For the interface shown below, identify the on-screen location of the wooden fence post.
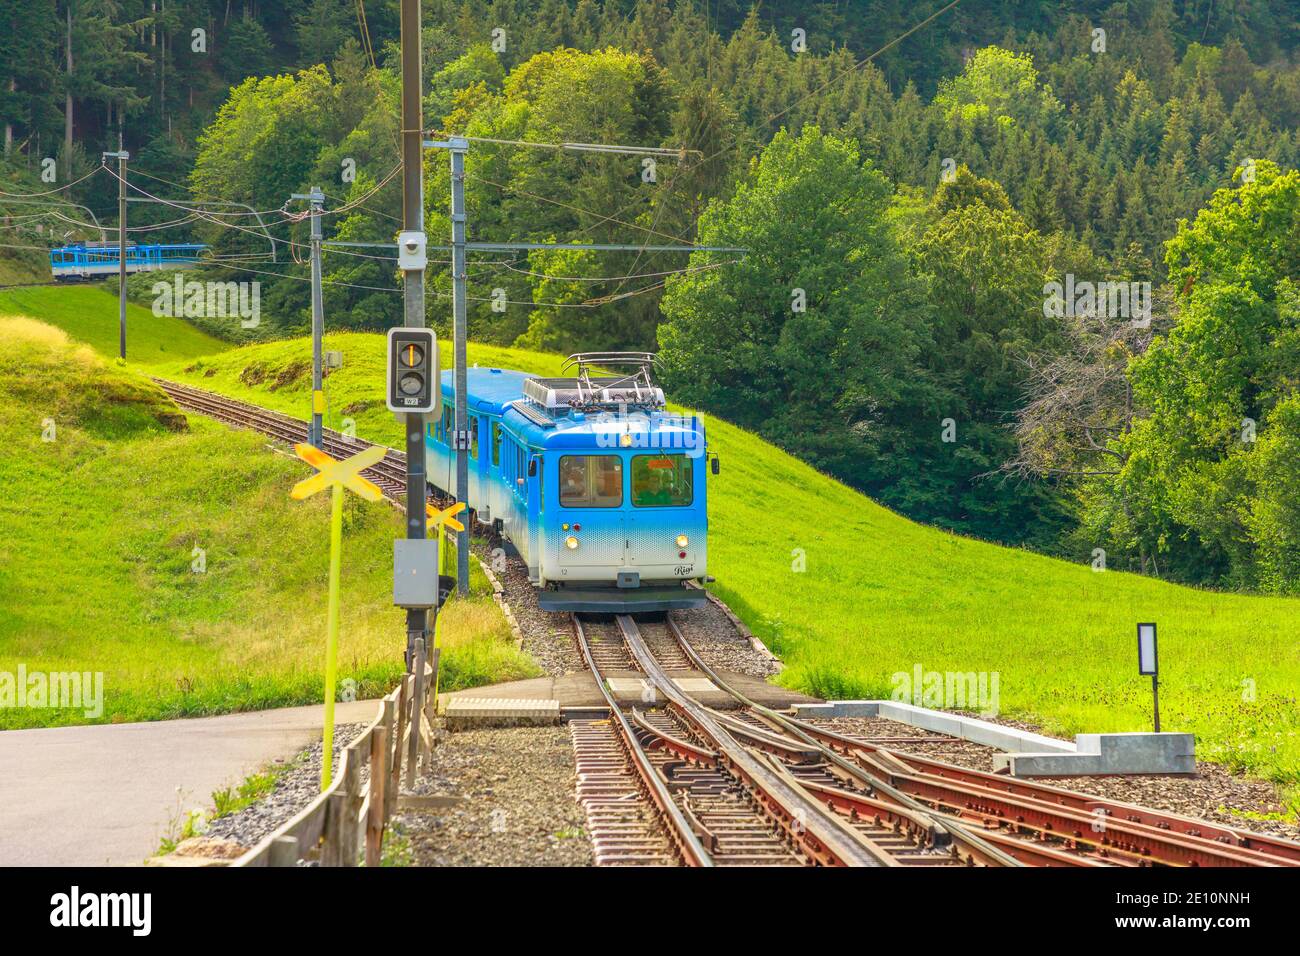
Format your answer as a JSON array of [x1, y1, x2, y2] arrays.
[[325, 791, 350, 866], [339, 741, 364, 866], [406, 638, 427, 790], [388, 675, 409, 818], [269, 835, 299, 867], [424, 647, 441, 768], [367, 723, 388, 867]]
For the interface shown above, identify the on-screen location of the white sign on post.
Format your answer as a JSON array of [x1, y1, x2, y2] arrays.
[[1137, 623, 1158, 675]]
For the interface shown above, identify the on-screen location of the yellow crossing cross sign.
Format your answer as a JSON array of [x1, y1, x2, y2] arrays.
[[290, 443, 386, 501], [426, 500, 466, 534], [287, 440, 388, 790]]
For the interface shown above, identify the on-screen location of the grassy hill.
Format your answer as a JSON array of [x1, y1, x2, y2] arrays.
[[156, 332, 1300, 805], [0, 284, 229, 365], [0, 316, 536, 729]]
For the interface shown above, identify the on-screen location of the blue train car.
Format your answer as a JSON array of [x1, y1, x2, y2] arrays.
[[49, 242, 207, 280], [425, 354, 712, 612]]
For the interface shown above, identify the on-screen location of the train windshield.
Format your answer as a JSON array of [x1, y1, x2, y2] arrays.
[[631, 455, 693, 507], [559, 455, 623, 508]]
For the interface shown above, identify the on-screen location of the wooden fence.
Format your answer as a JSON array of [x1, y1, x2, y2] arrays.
[[232, 638, 439, 867]]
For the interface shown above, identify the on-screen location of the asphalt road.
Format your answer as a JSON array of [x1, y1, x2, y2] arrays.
[[0, 700, 379, 866]]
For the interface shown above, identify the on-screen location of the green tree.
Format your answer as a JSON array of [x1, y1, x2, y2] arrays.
[[658, 126, 933, 490], [220, 14, 274, 83]]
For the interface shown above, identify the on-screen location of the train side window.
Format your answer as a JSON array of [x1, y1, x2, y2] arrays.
[[491, 422, 502, 467], [631, 454, 694, 507], [559, 455, 623, 508], [469, 416, 479, 459]]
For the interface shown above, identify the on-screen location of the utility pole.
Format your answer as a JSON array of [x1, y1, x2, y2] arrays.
[[399, 0, 430, 666], [291, 187, 327, 447], [449, 138, 470, 597], [103, 142, 129, 360]]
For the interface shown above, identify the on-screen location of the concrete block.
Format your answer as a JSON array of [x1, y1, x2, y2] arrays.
[[790, 701, 880, 719], [790, 703, 839, 719], [995, 733, 1195, 776], [993, 751, 1102, 775], [443, 697, 560, 729], [1079, 732, 1196, 774], [876, 702, 1074, 754]]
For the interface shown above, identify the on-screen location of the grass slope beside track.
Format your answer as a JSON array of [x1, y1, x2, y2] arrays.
[[0, 284, 229, 364], [0, 317, 537, 729], [156, 333, 1300, 807]]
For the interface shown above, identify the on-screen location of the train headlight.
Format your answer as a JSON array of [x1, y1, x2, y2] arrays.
[[565, 535, 579, 550], [675, 534, 689, 548]]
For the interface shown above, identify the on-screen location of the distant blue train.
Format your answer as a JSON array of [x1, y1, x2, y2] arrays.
[[426, 354, 715, 612], [49, 242, 207, 280]]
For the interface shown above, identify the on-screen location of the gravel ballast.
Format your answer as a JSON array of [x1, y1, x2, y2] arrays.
[[398, 722, 593, 867], [202, 722, 369, 853]]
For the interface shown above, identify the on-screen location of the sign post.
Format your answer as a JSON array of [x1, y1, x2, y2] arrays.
[[1137, 622, 1159, 733], [289, 442, 387, 789], [426, 501, 466, 705]]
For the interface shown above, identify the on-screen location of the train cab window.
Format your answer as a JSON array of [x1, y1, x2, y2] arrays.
[[469, 415, 479, 459], [559, 455, 623, 508], [631, 455, 694, 507], [491, 422, 502, 467]]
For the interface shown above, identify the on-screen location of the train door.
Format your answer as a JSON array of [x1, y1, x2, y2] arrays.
[[555, 454, 625, 569], [625, 452, 698, 572]]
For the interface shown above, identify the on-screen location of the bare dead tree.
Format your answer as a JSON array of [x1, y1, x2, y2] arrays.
[[1002, 285, 1175, 574], [1006, 285, 1173, 481]]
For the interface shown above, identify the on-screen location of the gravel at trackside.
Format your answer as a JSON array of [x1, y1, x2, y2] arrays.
[[671, 599, 781, 679], [473, 540, 781, 681], [397, 722, 593, 867], [808, 715, 1300, 842], [202, 723, 369, 853], [477, 541, 586, 676]]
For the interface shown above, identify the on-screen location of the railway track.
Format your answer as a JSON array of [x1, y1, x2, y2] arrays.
[[572, 613, 1017, 867], [154, 378, 416, 503], [156, 378, 1300, 869], [658, 614, 1300, 869]]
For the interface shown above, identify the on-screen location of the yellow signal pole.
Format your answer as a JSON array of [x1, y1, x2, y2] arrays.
[[322, 482, 343, 788], [426, 501, 466, 709]]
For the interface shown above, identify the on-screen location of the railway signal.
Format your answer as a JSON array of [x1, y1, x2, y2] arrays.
[[385, 327, 439, 414], [289, 442, 387, 789]]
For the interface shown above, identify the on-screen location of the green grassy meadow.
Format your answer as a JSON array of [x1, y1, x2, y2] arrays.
[[0, 314, 536, 728], [156, 330, 1300, 802], [0, 284, 229, 365]]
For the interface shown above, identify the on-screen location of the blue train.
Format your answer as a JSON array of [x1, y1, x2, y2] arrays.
[[426, 354, 714, 612], [49, 242, 207, 280]]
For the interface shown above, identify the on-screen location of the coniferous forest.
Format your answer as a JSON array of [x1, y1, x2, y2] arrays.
[[3, 0, 1299, 591]]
